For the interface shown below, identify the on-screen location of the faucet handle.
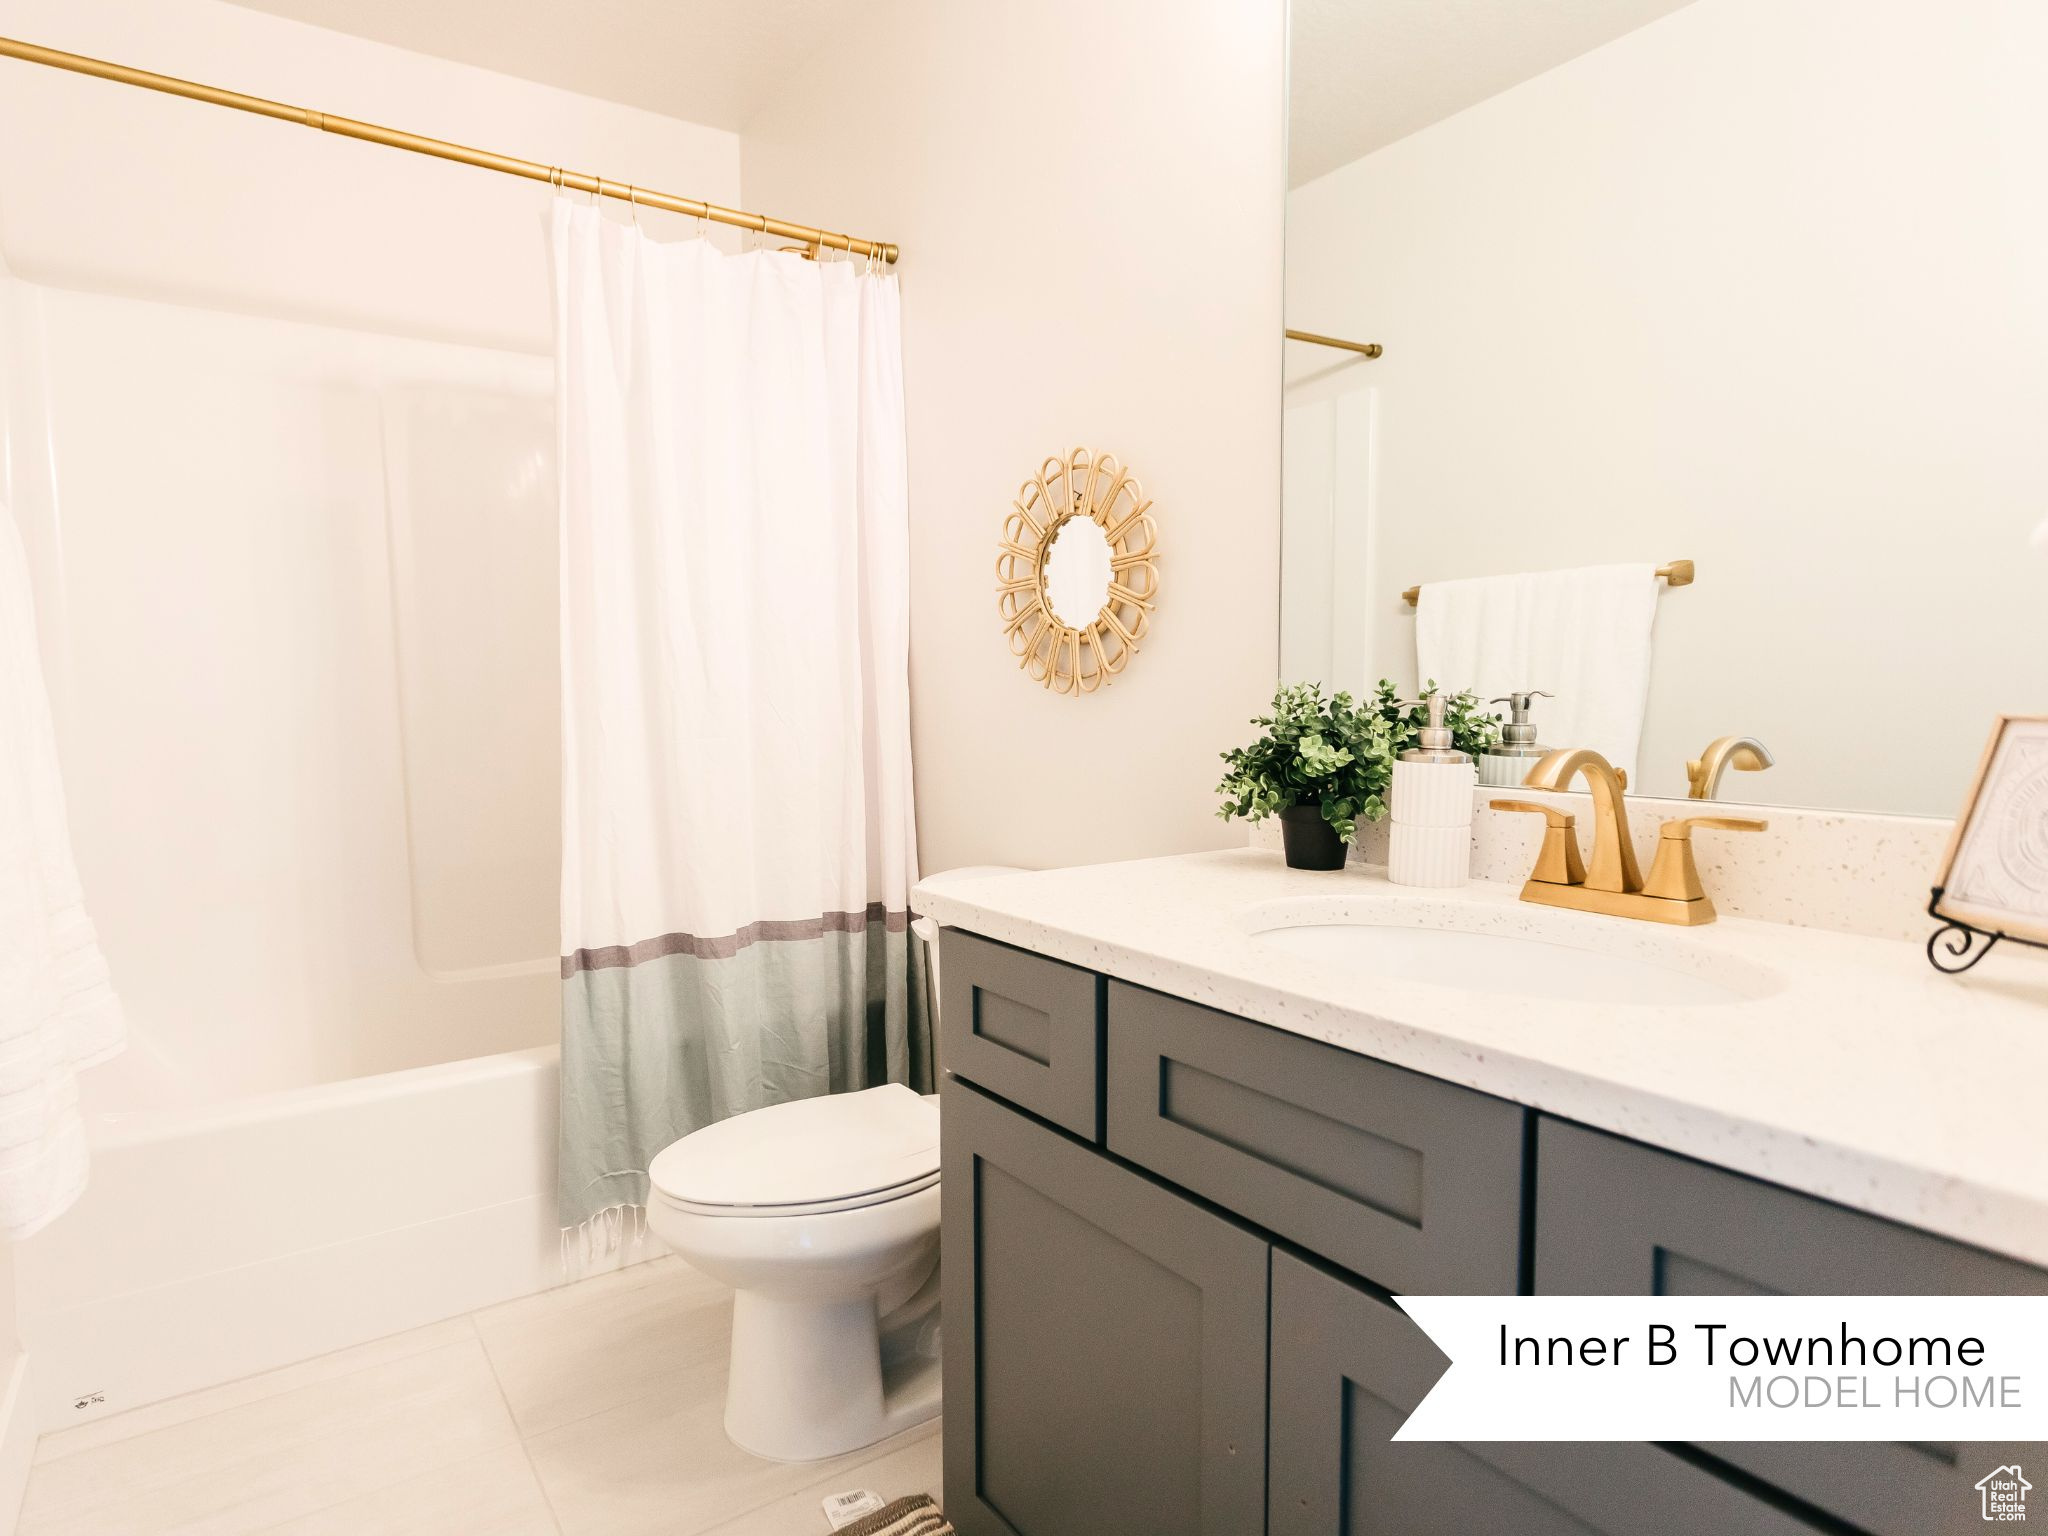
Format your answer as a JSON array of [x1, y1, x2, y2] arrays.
[[1489, 799, 1587, 887], [1643, 815, 1768, 901], [1667, 815, 1768, 836], [1488, 798, 1569, 825]]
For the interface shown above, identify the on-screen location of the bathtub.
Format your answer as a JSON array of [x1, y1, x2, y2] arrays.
[[13, 1042, 643, 1436]]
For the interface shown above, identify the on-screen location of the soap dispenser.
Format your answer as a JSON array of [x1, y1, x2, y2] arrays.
[[1479, 690, 1553, 788], [1388, 692, 1477, 888]]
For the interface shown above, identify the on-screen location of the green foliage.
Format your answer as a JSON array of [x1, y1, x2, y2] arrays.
[[1216, 680, 1505, 844], [1215, 682, 1394, 844]]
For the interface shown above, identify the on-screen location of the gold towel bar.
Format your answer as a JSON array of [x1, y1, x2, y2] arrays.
[[1285, 328, 1383, 358], [1402, 559, 1694, 607]]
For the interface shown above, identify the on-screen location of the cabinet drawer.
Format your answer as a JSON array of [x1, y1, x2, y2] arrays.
[[1536, 1117, 2048, 1536], [1105, 982, 1524, 1295], [943, 1078, 1268, 1536], [1270, 1249, 1830, 1536], [940, 930, 1103, 1139]]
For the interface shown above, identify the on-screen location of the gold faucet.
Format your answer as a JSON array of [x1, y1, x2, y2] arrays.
[[1491, 747, 1766, 925], [1686, 734, 1774, 800]]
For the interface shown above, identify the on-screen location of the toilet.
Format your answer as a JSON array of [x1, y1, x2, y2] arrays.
[[646, 865, 1019, 1462], [646, 1085, 943, 1461]]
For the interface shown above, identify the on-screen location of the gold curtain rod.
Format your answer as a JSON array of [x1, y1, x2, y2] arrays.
[[1402, 558, 1695, 607], [0, 34, 900, 264], [1286, 328, 1383, 358]]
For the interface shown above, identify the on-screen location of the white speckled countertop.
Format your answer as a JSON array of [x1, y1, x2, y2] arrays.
[[912, 849, 2048, 1268]]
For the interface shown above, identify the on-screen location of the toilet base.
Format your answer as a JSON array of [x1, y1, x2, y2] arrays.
[[722, 1260, 942, 1463]]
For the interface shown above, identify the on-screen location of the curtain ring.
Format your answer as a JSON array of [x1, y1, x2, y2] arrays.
[[627, 184, 641, 230]]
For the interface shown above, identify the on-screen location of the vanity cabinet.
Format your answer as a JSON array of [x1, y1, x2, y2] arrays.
[[1268, 1251, 1832, 1535], [941, 1076, 1268, 1536], [1537, 1118, 2048, 1536], [1105, 982, 1524, 1295], [937, 927, 2048, 1536], [940, 929, 1105, 1139]]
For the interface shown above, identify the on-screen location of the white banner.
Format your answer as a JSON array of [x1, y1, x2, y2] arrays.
[[1394, 1296, 2048, 1442]]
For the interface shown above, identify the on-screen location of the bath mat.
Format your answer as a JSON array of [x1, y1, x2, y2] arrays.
[[832, 1493, 954, 1535]]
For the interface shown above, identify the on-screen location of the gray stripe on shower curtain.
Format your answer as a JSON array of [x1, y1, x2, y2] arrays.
[[558, 912, 932, 1235], [561, 903, 910, 976]]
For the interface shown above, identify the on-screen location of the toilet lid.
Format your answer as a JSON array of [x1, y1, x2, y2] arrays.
[[648, 1084, 940, 1211]]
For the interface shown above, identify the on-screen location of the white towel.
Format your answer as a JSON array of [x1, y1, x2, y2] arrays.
[[1415, 562, 1660, 783], [1, 506, 124, 1240]]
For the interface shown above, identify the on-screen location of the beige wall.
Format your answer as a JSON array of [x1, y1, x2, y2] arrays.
[[1285, 0, 2048, 817], [743, 0, 1286, 873]]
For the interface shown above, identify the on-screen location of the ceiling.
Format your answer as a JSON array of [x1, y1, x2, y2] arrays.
[[223, 0, 1696, 179], [1290, 0, 1698, 186], [220, 0, 865, 130]]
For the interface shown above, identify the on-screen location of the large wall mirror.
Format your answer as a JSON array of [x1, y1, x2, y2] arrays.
[[1282, 0, 2047, 817]]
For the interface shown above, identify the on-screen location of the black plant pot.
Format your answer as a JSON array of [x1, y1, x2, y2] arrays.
[[1278, 805, 1348, 871]]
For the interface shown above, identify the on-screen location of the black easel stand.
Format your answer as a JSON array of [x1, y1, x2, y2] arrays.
[[1925, 887, 2048, 974]]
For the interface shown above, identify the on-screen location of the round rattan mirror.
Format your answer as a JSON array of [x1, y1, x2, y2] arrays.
[[996, 448, 1160, 694]]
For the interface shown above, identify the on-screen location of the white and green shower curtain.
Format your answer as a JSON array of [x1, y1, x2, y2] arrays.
[[549, 201, 927, 1251]]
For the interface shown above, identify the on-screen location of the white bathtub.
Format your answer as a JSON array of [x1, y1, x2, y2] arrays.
[[13, 1042, 640, 1436]]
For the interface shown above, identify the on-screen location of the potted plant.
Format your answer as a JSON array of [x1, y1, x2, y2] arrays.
[[1217, 681, 1504, 870], [1215, 683, 1394, 869]]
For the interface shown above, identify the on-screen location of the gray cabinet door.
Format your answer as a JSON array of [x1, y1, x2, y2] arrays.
[[1269, 1249, 1831, 1536], [1536, 1117, 2048, 1536], [942, 1077, 1268, 1536], [940, 930, 1104, 1139], [1107, 981, 1526, 1294]]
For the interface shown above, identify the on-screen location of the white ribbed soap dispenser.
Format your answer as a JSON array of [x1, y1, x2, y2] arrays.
[[1388, 692, 1476, 888]]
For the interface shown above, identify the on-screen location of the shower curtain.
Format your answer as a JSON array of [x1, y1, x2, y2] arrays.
[[549, 201, 926, 1249]]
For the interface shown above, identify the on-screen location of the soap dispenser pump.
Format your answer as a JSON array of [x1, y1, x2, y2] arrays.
[[1479, 690, 1554, 788], [1388, 692, 1477, 888]]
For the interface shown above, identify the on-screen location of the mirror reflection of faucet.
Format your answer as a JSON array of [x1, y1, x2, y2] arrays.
[[1687, 734, 1775, 800]]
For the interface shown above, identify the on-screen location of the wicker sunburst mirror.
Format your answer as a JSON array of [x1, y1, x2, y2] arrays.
[[997, 448, 1160, 694]]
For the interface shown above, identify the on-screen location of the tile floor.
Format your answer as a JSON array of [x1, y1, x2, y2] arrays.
[[18, 1257, 942, 1536]]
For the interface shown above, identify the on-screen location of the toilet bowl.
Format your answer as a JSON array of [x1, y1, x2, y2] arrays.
[[647, 1084, 943, 1461], [645, 865, 1021, 1462]]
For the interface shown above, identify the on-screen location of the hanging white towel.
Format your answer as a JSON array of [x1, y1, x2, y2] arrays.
[[1415, 562, 1660, 782], [0, 506, 124, 1239]]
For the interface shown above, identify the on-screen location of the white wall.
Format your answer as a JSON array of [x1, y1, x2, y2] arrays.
[[9, 284, 564, 1100], [1285, 0, 2048, 816], [0, 0, 744, 1097], [0, 0, 741, 351], [743, 0, 1286, 873]]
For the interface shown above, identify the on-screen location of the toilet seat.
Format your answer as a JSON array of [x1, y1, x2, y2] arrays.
[[654, 1167, 939, 1219], [649, 1083, 939, 1219]]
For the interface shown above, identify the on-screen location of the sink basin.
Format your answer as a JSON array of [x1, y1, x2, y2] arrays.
[[1246, 901, 1773, 1008]]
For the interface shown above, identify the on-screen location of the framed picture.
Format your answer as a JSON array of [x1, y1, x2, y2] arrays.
[[1932, 714, 2048, 948]]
